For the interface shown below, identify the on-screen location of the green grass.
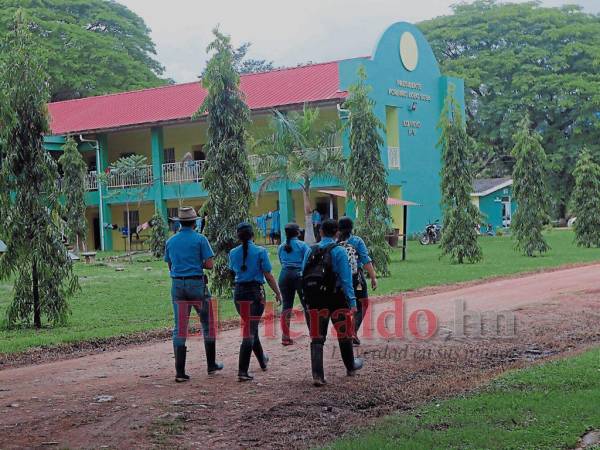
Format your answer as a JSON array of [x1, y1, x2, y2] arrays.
[[1, 229, 599, 354], [326, 347, 600, 449]]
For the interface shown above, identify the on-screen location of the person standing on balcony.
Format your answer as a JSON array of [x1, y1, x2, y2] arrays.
[[165, 207, 223, 383], [278, 223, 310, 346], [229, 222, 282, 382], [337, 217, 378, 346]]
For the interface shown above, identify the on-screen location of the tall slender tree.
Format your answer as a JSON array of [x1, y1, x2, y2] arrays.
[[511, 116, 550, 256], [571, 149, 600, 248], [193, 28, 253, 294], [438, 85, 482, 264], [344, 66, 391, 275], [0, 11, 78, 328], [58, 137, 88, 253]]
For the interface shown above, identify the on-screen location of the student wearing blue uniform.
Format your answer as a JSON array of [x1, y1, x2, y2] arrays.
[[229, 222, 282, 382], [311, 209, 322, 242], [278, 223, 310, 346], [165, 207, 222, 383], [302, 219, 363, 386], [338, 217, 378, 345]]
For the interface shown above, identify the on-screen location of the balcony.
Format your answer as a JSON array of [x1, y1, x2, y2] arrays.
[[85, 171, 98, 191], [162, 161, 203, 184], [85, 166, 154, 190]]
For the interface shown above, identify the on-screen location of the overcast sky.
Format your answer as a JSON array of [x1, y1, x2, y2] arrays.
[[118, 0, 600, 83]]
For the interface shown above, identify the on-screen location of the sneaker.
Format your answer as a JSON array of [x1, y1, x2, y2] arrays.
[[352, 336, 361, 346], [260, 354, 269, 371], [175, 374, 190, 383], [207, 362, 224, 375]]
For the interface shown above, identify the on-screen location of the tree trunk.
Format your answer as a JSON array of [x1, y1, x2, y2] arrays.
[[32, 259, 41, 329], [80, 232, 88, 253], [126, 202, 132, 264], [303, 184, 316, 244]]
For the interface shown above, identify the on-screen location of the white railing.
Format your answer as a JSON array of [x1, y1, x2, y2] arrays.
[[85, 171, 98, 191], [105, 165, 154, 189], [388, 147, 401, 169], [161, 161, 203, 184]]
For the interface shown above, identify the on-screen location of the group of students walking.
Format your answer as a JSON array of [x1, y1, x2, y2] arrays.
[[164, 207, 378, 386]]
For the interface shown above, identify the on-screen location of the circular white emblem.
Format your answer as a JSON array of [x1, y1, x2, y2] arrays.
[[400, 32, 419, 71]]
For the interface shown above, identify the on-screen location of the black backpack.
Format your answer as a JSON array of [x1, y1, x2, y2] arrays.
[[302, 243, 337, 307]]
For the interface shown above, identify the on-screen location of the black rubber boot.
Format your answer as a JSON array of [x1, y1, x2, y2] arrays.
[[339, 339, 363, 376], [310, 342, 326, 386], [204, 340, 224, 374], [238, 342, 253, 382], [174, 345, 190, 383], [252, 337, 268, 370]]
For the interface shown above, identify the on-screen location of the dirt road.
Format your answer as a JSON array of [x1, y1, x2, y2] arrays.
[[1, 264, 599, 449]]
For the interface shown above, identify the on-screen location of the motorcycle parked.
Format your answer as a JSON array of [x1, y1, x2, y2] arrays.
[[420, 220, 442, 245]]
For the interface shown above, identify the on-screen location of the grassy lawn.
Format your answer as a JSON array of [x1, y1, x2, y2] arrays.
[[326, 347, 600, 450], [1, 229, 600, 354]]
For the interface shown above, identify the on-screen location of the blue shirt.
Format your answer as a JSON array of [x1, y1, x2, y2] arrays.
[[278, 237, 310, 270], [164, 228, 214, 278], [346, 235, 372, 268], [312, 211, 322, 225], [301, 237, 357, 308], [271, 210, 281, 234], [229, 241, 272, 284]]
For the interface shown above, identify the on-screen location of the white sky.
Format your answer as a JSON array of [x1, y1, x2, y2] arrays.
[[118, 0, 600, 83]]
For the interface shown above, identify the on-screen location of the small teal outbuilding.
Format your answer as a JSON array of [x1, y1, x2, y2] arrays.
[[471, 178, 516, 232]]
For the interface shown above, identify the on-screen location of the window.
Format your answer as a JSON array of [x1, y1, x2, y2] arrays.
[[122, 210, 140, 232], [388, 146, 401, 169], [192, 144, 206, 161], [164, 148, 175, 164]]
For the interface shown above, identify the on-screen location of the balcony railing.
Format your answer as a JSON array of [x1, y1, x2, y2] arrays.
[[85, 171, 98, 191], [162, 161, 203, 184], [103, 165, 154, 189]]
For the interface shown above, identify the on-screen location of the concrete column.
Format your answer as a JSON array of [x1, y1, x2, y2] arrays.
[[151, 127, 167, 218], [97, 134, 113, 251], [278, 181, 293, 237]]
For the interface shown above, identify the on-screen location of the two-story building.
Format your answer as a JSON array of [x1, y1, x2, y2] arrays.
[[44, 22, 465, 251]]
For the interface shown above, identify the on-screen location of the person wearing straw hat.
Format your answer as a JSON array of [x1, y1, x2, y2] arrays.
[[165, 207, 223, 382]]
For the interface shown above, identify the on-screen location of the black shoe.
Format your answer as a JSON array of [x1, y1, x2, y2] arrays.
[[260, 354, 269, 371], [238, 372, 254, 382], [352, 336, 361, 346], [204, 341, 224, 374], [339, 339, 364, 376], [310, 342, 326, 387], [174, 345, 190, 383]]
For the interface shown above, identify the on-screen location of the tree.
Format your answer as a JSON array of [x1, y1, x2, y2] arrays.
[[0, 0, 166, 101], [420, 1, 600, 220], [0, 11, 78, 328], [438, 85, 482, 264], [570, 149, 600, 247], [97, 154, 152, 263], [232, 42, 275, 74], [58, 137, 88, 253], [344, 66, 391, 275], [193, 28, 253, 294], [511, 117, 550, 257], [254, 106, 345, 244], [148, 214, 168, 258]]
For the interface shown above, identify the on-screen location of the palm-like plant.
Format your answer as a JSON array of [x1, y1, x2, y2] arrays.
[[254, 106, 345, 244]]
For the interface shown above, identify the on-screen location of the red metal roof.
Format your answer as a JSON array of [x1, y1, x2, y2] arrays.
[[47, 61, 346, 135]]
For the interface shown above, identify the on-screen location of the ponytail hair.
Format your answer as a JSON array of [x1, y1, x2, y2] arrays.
[[236, 222, 254, 272], [283, 223, 300, 253], [338, 216, 353, 242]]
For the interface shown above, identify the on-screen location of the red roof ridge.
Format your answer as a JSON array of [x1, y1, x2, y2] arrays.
[[48, 59, 354, 107]]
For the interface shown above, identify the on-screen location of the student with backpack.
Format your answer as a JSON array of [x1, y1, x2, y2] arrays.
[[338, 217, 378, 346], [302, 219, 363, 386], [229, 222, 283, 382], [278, 223, 311, 346]]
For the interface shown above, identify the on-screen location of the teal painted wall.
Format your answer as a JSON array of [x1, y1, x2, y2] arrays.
[[478, 185, 516, 231], [337, 22, 466, 234]]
